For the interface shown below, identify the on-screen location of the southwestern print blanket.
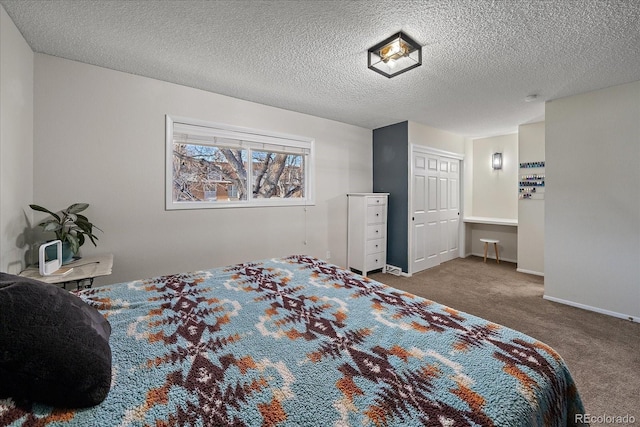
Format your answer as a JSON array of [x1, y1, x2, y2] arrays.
[[3, 256, 584, 426]]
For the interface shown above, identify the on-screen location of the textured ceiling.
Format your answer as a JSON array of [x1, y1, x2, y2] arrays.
[[2, 0, 640, 137]]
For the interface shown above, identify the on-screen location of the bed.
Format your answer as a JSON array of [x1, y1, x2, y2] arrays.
[[2, 255, 584, 426]]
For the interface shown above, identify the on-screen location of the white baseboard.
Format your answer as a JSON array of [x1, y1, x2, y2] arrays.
[[516, 268, 544, 277], [543, 295, 639, 323], [470, 252, 517, 264]]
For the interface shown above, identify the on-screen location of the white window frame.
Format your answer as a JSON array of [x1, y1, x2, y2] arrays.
[[166, 115, 315, 210]]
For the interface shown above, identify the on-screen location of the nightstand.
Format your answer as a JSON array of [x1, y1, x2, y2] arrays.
[[19, 254, 113, 290]]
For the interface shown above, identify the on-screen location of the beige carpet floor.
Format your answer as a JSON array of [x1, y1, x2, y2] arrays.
[[370, 257, 639, 425]]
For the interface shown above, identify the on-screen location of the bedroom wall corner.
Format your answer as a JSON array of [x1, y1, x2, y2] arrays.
[[373, 122, 409, 272], [467, 133, 518, 261], [32, 54, 372, 284], [462, 137, 474, 256], [0, 6, 34, 274]]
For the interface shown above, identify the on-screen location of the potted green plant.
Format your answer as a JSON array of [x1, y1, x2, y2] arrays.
[[30, 203, 102, 263]]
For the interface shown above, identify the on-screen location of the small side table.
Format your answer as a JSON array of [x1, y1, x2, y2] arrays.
[[19, 254, 113, 290]]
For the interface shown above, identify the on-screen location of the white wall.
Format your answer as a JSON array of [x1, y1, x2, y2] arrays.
[[0, 5, 33, 274], [471, 133, 518, 219], [33, 54, 372, 284], [408, 121, 465, 155], [545, 81, 640, 321], [517, 121, 545, 275]]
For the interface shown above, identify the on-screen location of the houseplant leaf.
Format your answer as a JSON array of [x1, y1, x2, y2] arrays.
[[66, 203, 89, 214], [29, 204, 61, 222], [41, 221, 62, 233], [66, 233, 80, 254]]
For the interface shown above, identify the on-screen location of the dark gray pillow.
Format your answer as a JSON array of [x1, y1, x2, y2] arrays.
[[0, 272, 112, 408]]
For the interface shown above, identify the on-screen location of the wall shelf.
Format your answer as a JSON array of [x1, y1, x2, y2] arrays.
[[519, 161, 545, 200]]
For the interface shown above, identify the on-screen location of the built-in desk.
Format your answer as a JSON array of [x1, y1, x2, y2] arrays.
[[463, 216, 518, 226], [463, 217, 518, 262]]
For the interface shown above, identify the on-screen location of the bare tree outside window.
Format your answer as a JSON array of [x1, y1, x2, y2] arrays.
[[172, 144, 248, 202], [172, 144, 306, 203], [166, 116, 314, 209], [252, 151, 304, 199]]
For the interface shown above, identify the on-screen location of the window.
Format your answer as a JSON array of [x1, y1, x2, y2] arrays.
[[166, 116, 314, 209]]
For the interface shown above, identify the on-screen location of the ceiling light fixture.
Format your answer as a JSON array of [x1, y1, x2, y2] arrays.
[[368, 32, 422, 78]]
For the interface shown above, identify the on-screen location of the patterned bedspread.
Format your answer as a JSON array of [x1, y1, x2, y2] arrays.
[[4, 256, 584, 426]]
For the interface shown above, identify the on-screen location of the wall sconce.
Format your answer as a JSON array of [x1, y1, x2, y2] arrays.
[[492, 152, 503, 170], [368, 32, 422, 78]]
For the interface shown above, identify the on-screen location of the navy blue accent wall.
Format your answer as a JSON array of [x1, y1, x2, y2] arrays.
[[373, 121, 409, 272]]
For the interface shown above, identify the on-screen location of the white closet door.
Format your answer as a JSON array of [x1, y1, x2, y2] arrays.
[[438, 159, 450, 259], [441, 158, 460, 262], [411, 152, 440, 273], [410, 148, 460, 274], [410, 151, 428, 272]]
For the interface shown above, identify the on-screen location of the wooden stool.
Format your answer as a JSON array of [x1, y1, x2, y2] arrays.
[[480, 238, 500, 263]]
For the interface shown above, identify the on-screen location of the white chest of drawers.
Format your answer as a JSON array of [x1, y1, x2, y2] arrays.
[[347, 193, 389, 276]]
